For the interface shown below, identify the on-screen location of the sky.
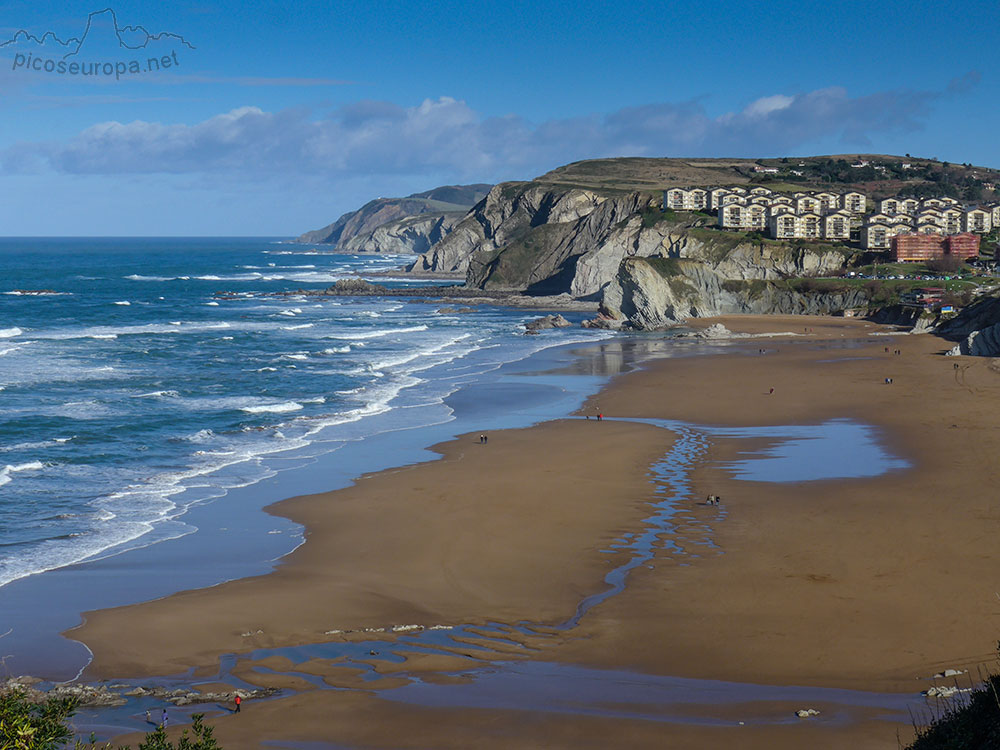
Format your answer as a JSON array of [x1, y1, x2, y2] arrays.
[[0, 0, 997, 236]]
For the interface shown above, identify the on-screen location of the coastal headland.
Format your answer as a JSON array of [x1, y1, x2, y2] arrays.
[[70, 315, 1000, 749]]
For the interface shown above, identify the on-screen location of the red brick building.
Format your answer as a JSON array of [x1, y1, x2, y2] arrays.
[[891, 232, 980, 262], [892, 234, 942, 261], [945, 232, 980, 260]]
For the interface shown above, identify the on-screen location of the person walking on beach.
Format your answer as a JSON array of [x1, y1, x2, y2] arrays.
[[769, 387, 774, 395], [597, 413, 603, 421], [234, 694, 242, 713], [161, 708, 168, 728]]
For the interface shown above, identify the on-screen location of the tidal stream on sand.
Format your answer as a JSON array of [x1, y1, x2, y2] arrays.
[[68, 415, 919, 740]]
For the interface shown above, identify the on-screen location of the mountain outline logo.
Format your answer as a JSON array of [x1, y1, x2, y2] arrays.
[[1, 7, 195, 60]]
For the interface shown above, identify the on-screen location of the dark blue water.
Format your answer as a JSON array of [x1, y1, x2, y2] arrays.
[[0, 238, 612, 589]]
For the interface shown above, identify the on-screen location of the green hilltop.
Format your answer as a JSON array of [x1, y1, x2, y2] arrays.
[[536, 155, 1000, 202]]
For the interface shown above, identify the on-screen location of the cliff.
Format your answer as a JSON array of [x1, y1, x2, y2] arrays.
[[600, 258, 872, 329], [320, 155, 996, 329], [407, 179, 861, 327], [936, 293, 1000, 356], [408, 183, 608, 276], [296, 184, 491, 253]]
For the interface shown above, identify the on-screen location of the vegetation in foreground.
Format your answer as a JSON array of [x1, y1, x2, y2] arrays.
[[908, 660, 1000, 749], [0, 688, 221, 750]]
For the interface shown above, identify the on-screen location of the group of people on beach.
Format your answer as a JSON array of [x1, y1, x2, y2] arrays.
[[705, 495, 722, 505]]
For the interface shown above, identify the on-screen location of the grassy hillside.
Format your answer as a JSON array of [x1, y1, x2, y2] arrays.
[[537, 155, 1000, 202]]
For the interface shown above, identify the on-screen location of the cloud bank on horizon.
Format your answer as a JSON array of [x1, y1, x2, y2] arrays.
[[2, 81, 962, 183]]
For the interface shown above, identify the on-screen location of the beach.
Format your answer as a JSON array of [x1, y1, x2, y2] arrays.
[[70, 316, 1000, 749]]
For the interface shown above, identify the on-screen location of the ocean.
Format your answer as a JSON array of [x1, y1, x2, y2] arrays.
[[0, 238, 612, 605]]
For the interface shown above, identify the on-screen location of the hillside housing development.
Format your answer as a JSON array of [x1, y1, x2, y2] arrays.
[[665, 185, 866, 239], [862, 197, 1000, 250], [662, 186, 1000, 258]]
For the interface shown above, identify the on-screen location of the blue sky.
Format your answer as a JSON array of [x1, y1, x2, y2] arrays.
[[0, 0, 997, 235]]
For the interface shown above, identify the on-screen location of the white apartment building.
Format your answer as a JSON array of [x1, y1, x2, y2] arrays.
[[941, 209, 963, 234], [841, 192, 866, 213], [769, 212, 799, 239], [719, 203, 767, 231], [708, 188, 732, 210], [824, 211, 852, 240], [814, 192, 840, 211], [863, 222, 911, 250], [862, 198, 994, 249], [663, 188, 709, 211], [964, 208, 992, 233], [794, 195, 821, 214], [880, 198, 901, 215]]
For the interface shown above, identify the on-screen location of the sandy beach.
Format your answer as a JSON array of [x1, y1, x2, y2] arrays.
[[70, 315, 1000, 749]]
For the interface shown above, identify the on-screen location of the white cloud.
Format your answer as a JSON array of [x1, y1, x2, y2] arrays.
[[743, 94, 794, 118], [1, 84, 949, 181]]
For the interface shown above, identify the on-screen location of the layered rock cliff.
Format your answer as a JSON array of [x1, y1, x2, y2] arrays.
[[337, 212, 463, 254], [601, 257, 871, 329], [297, 184, 490, 253], [937, 294, 1000, 356], [404, 180, 862, 327], [409, 183, 608, 275]]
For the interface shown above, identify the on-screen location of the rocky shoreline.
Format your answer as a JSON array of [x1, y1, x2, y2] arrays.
[[1, 676, 278, 708], [265, 279, 600, 312]]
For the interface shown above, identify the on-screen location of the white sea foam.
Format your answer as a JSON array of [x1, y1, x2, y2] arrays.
[[0, 241, 617, 593], [113, 301, 131, 306], [0, 327, 23, 338], [327, 324, 428, 341], [240, 401, 304, 414], [0, 437, 72, 453], [0, 461, 45, 487], [45, 400, 113, 420], [4, 290, 68, 296], [284, 354, 309, 361], [363, 334, 472, 374], [29, 321, 253, 341]]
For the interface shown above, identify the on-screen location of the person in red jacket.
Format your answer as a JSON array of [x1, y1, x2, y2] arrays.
[[235, 694, 242, 713]]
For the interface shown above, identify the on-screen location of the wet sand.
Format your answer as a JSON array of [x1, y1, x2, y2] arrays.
[[71, 316, 1000, 748], [74, 419, 675, 679]]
